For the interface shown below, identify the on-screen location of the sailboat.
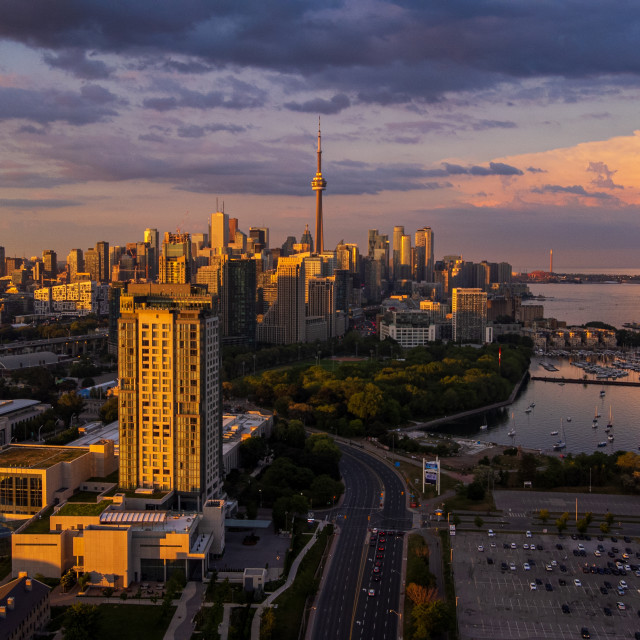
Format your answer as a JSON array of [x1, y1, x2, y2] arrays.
[[606, 406, 613, 430], [507, 413, 516, 437], [593, 406, 599, 425], [600, 386, 606, 398], [553, 418, 566, 450], [480, 415, 488, 430]]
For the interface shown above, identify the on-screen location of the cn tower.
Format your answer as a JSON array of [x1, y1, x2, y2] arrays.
[[311, 118, 327, 254]]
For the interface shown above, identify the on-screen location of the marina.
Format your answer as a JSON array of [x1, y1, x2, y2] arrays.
[[436, 354, 640, 455]]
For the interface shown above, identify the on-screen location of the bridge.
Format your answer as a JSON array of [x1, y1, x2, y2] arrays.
[[0, 331, 108, 357]]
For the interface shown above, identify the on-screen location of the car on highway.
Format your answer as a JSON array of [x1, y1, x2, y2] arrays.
[[373, 567, 380, 574], [574, 579, 582, 587], [581, 628, 590, 639], [368, 589, 375, 597], [377, 546, 385, 552]]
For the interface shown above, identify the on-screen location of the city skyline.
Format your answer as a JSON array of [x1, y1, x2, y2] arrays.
[[2, 2, 640, 269]]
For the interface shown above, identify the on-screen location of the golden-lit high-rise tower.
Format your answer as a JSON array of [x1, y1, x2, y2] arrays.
[[311, 118, 327, 255], [118, 283, 221, 509]]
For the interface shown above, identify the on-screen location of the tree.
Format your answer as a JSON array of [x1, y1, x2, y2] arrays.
[[57, 391, 85, 427], [600, 521, 610, 534], [99, 396, 118, 424], [63, 603, 99, 640], [406, 583, 438, 606], [556, 518, 567, 534], [466, 481, 485, 501], [584, 511, 593, 525], [474, 515, 484, 528], [576, 518, 588, 534], [538, 508, 550, 523], [605, 512, 614, 525], [60, 569, 76, 593], [239, 437, 267, 469], [260, 607, 275, 640]]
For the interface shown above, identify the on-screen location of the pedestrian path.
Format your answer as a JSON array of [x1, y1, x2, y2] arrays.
[[248, 522, 326, 640]]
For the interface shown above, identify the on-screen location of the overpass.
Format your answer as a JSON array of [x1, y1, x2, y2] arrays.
[[0, 331, 108, 357]]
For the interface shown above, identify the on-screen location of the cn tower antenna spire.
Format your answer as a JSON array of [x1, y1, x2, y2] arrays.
[[311, 116, 327, 254]]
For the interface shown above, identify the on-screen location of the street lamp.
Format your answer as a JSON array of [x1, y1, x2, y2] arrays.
[[389, 609, 402, 618], [258, 489, 262, 509], [38, 425, 44, 443]]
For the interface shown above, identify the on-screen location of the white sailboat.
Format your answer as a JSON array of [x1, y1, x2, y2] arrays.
[[507, 413, 516, 437], [553, 418, 566, 450], [606, 406, 613, 430]]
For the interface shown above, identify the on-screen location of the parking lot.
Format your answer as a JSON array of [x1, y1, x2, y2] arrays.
[[453, 530, 640, 639]]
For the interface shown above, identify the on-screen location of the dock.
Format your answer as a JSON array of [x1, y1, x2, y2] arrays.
[[530, 376, 640, 387]]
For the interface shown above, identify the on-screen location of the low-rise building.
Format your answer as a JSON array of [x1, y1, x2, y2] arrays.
[[222, 411, 273, 475], [0, 442, 117, 519], [0, 574, 50, 640], [0, 401, 52, 447], [12, 497, 226, 586]]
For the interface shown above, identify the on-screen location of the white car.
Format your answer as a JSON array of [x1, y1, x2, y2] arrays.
[[594, 550, 601, 557], [523, 543, 529, 550], [509, 562, 516, 571], [578, 543, 585, 551], [574, 578, 582, 587], [529, 582, 537, 590], [617, 601, 625, 610], [526, 530, 532, 538], [530, 544, 536, 550], [511, 542, 517, 549], [490, 542, 497, 548], [546, 565, 553, 572], [478, 545, 484, 552], [488, 529, 495, 537], [625, 564, 631, 572], [619, 580, 628, 589], [551, 560, 558, 567], [523, 562, 531, 571]]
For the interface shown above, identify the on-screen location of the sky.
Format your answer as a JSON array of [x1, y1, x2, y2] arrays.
[[2, 1, 640, 272]]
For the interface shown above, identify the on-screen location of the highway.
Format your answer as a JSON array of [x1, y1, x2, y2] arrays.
[[310, 445, 412, 640]]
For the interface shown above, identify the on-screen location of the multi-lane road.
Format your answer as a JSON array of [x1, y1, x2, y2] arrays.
[[309, 445, 413, 639]]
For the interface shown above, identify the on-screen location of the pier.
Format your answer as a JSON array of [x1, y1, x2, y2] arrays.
[[530, 376, 640, 387]]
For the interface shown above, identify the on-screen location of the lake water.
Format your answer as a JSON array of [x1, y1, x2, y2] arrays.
[[526, 283, 640, 329], [437, 356, 640, 455]]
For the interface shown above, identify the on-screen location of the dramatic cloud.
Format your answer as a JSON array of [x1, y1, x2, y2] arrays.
[[587, 161, 623, 189], [0, 198, 81, 208], [43, 48, 113, 79], [0, 84, 120, 125], [531, 184, 614, 200], [2, 2, 640, 106], [285, 94, 351, 114], [434, 162, 524, 177]]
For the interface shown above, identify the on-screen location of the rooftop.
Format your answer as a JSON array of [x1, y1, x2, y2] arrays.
[[56, 500, 112, 517], [0, 399, 43, 417], [0, 444, 88, 469]]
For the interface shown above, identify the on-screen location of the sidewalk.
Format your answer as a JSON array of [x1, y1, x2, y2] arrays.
[[163, 582, 204, 640], [249, 521, 327, 640]]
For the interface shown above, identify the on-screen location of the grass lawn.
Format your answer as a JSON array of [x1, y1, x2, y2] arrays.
[[443, 491, 496, 513], [56, 499, 112, 516], [396, 461, 457, 501], [273, 526, 332, 640], [96, 604, 175, 640], [21, 505, 55, 534]]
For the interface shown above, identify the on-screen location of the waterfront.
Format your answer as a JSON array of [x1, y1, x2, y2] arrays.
[[436, 355, 640, 455], [527, 282, 640, 328]]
